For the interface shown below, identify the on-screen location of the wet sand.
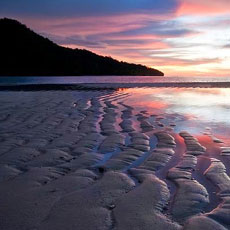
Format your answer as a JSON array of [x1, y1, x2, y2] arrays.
[[0, 88, 230, 230]]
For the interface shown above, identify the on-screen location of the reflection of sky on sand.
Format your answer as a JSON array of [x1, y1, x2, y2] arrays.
[[121, 87, 230, 143]]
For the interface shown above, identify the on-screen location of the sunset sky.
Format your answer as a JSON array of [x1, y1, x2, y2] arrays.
[[1, 0, 230, 76]]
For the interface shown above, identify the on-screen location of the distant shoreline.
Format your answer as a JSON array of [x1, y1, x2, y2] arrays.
[[1, 82, 230, 91]]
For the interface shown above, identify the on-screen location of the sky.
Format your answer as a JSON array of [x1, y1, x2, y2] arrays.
[[1, 0, 230, 77]]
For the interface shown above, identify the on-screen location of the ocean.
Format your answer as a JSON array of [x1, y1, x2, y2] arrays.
[[0, 76, 230, 85]]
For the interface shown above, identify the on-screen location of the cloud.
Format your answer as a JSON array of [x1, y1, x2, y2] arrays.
[[41, 33, 106, 49], [177, 0, 230, 15], [223, 44, 230, 49], [35, 14, 198, 52], [150, 57, 222, 66]]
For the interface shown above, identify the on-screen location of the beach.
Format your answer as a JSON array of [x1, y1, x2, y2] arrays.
[[0, 86, 230, 230]]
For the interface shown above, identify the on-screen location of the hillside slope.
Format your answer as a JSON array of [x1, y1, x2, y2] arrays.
[[0, 18, 164, 76]]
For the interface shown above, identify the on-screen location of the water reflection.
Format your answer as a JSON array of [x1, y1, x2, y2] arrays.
[[120, 87, 230, 145]]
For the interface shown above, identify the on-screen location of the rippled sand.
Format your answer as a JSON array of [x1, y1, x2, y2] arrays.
[[0, 88, 230, 230]]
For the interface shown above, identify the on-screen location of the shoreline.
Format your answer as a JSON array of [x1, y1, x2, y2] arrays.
[[1, 81, 230, 91]]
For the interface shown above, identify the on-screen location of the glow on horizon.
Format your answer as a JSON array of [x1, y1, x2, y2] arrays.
[[1, 0, 230, 76]]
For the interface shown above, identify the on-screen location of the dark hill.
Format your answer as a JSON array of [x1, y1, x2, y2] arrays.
[[0, 18, 164, 76]]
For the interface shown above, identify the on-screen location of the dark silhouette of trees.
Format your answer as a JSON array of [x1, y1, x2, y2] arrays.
[[0, 18, 164, 76]]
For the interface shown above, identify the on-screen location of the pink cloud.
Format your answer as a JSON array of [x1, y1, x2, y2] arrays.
[[177, 0, 230, 15], [20, 13, 173, 36]]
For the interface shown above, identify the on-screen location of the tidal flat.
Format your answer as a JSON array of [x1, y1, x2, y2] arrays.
[[0, 87, 230, 230]]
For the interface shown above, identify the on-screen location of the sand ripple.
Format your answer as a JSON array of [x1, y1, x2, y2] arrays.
[[0, 90, 229, 230]]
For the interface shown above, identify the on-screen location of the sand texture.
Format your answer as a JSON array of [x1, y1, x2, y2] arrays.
[[0, 89, 230, 230]]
